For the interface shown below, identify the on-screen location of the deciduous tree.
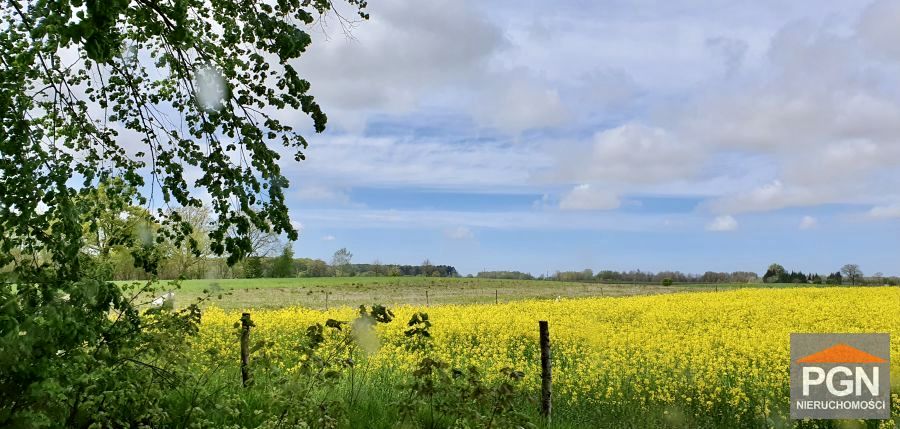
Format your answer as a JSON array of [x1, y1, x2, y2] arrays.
[[763, 263, 786, 283], [332, 247, 352, 276], [840, 264, 863, 286], [0, 0, 367, 424], [163, 205, 212, 279], [269, 244, 297, 278]]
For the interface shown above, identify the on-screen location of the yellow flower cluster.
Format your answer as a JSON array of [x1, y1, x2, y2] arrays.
[[196, 287, 900, 421]]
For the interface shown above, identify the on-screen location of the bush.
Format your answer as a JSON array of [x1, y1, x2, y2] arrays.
[[1, 278, 206, 427], [662, 278, 673, 286]]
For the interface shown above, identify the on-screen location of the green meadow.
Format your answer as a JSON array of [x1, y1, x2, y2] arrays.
[[126, 277, 809, 310]]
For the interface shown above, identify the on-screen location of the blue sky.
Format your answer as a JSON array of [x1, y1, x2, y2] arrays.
[[273, 0, 900, 276]]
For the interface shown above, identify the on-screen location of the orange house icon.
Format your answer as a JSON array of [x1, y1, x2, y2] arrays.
[[796, 343, 887, 364]]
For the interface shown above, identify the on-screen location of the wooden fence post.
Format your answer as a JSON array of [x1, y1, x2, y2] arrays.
[[426, 290, 429, 307], [495, 289, 498, 304], [240, 312, 252, 387], [539, 320, 552, 423]]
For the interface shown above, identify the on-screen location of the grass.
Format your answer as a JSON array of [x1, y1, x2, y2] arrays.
[[122, 276, 816, 310]]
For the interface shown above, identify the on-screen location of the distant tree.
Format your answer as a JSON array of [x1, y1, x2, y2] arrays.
[[79, 179, 154, 258], [596, 270, 620, 281], [702, 271, 729, 283], [841, 264, 863, 285], [269, 244, 296, 278], [163, 206, 212, 279], [236, 222, 281, 258], [763, 263, 786, 283], [226, 221, 279, 278], [372, 259, 383, 276], [294, 258, 310, 274], [873, 272, 884, 285], [730, 271, 759, 283], [477, 271, 534, 280], [421, 258, 434, 277], [555, 269, 595, 282], [787, 271, 807, 283], [332, 248, 353, 276], [662, 278, 673, 286], [244, 257, 265, 279], [433, 265, 458, 277], [305, 259, 331, 277], [826, 271, 843, 285], [75, 178, 159, 280]]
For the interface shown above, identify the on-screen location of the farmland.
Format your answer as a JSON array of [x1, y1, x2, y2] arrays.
[[187, 286, 900, 428], [136, 276, 806, 310], [9, 0, 900, 427]]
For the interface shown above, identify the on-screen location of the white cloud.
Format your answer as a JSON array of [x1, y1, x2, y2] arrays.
[[710, 180, 800, 214], [558, 184, 620, 211], [706, 36, 749, 75], [551, 123, 702, 186], [296, 0, 507, 131], [706, 215, 738, 232], [867, 204, 900, 219], [571, 69, 638, 109], [663, 3, 900, 214], [293, 134, 549, 191], [299, 208, 693, 232], [292, 185, 366, 209], [858, 0, 900, 61], [282, 0, 900, 220], [321, 235, 336, 241], [294, 185, 351, 203], [444, 226, 475, 240], [473, 74, 568, 133], [799, 215, 817, 230], [294, 0, 662, 134]]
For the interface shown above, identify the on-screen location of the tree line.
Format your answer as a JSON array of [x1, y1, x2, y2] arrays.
[[476, 269, 757, 283], [16, 181, 889, 285], [503, 263, 895, 285], [235, 247, 459, 279], [761, 263, 890, 285], [544, 269, 760, 283]]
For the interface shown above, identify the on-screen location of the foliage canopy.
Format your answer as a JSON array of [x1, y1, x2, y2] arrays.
[[0, 0, 367, 425]]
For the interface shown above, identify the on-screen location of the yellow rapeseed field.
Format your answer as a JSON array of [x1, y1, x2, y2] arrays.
[[196, 287, 900, 424]]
